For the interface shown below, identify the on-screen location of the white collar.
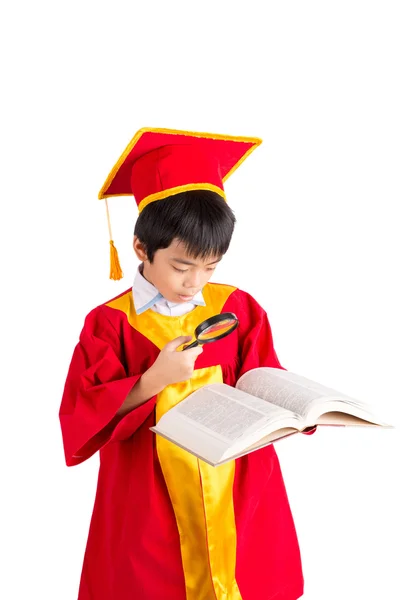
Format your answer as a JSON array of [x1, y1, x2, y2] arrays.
[[132, 264, 206, 315]]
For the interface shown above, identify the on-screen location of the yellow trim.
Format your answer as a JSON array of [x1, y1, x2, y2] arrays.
[[156, 367, 242, 600], [105, 281, 237, 348], [222, 141, 260, 182], [198, 455, 241, 599], [138, 183, 226, 212], [98, 128, 145, 200], [105, 282, 242, 599], [98, 126, 262, 200]]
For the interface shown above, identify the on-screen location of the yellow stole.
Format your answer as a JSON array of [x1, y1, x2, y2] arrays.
[[107, 283, 242, 600]]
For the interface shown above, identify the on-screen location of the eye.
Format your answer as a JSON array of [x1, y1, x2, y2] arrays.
[[206, 267, 216, 271], [173, 267, 187, 273]]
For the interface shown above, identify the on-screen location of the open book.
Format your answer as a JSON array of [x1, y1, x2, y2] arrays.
[[150, 367, 392, 467]]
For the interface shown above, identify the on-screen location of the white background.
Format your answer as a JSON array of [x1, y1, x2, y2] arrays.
[[1, 1, 399, 599]]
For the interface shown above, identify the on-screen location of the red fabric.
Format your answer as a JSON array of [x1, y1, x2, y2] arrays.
[[130, 144, 224, 206], [59, 306, 159, 466], [223, 291, 304, 599], [59, 287, 305, 600], [102, 128, 256, 203]]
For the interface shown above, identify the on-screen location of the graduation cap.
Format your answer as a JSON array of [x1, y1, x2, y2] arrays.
[[98, 127, 262, 280]]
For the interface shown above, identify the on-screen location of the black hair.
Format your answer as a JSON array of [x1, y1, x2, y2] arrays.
[[134, 190, 236, 263]]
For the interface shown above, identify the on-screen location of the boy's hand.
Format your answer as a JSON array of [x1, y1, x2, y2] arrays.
[[149, 336, 203, 388]]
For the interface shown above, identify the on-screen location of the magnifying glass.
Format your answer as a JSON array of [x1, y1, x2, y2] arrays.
[[182, 312, 239, 350]]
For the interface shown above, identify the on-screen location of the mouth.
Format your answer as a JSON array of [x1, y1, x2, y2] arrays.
[[178, 294, 195, 301]]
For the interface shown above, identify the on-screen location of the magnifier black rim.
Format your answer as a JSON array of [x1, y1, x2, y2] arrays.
[[195, 312, 239, 344]]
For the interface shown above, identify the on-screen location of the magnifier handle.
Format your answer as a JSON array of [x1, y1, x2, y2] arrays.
[[182, 340, 199, 351]]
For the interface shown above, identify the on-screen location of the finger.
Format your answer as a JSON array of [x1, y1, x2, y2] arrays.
[[164, 335, 192, 351], [186, 345, 203, 356]]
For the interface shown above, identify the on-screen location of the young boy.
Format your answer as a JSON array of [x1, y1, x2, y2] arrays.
[[59, 128, 313, 600]]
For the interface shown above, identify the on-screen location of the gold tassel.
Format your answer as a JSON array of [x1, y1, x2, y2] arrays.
[[104, 197, 123, 280], [109, 240, 123, 280]]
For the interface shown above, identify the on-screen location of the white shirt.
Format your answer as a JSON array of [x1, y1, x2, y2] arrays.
[[132, 264, 206, 316]]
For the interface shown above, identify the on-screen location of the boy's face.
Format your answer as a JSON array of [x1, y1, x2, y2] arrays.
[[133, 236, 222, 303]]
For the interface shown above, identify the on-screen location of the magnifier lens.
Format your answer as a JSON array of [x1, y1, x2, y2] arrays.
[[197, 318, 237, 341]]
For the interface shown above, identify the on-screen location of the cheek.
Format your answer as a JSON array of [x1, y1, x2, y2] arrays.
[[164, 269, 180, 289]]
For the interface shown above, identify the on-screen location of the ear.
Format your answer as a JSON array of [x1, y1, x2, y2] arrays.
[[133, 235, 148, 261]]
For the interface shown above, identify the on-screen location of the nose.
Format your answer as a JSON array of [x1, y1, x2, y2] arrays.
[[184, 271, 202, 290]]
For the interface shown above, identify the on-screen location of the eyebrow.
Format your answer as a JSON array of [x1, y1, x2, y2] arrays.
[[171, 257, 222, 266]]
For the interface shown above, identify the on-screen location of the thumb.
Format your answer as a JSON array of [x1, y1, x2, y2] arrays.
[[164, 335, 193, 351]]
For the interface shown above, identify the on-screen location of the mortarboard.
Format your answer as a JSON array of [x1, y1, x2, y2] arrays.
[[98, 127, 262, 280]]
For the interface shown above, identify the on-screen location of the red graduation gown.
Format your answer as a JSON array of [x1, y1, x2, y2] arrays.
[[59, 282, 304, 600]]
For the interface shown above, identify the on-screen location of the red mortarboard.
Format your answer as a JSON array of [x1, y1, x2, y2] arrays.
[[98, 127, 262, 280]]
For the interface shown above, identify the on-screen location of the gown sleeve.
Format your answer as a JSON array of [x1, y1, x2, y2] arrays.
[[59, 306, 157, 467], [236, 290, 284, 376], [236, 290, 316, 435]]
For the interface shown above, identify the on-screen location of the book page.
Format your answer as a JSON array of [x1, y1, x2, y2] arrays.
[[176, 383, 298, 442], [236, 367, 363, 418], [150, 425, 300, 468], [309, 403, 390, 427], [210, 428, 299, 467], [151, 382, 301, 466]]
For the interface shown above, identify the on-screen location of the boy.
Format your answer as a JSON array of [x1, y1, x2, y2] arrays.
[[59, 127, 313, 600]]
